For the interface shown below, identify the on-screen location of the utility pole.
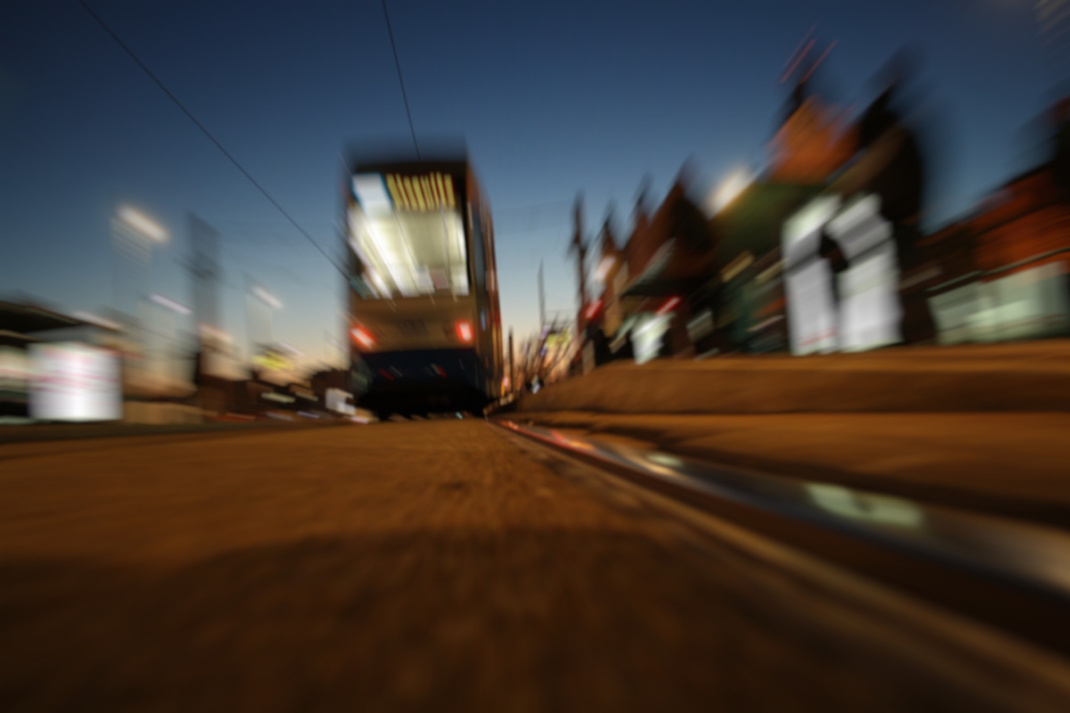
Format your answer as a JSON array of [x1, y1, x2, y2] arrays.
[[187, 213, 221, 385], [187, 213, 221, 339], [538, 261, 546, 333], [244, 273, 256, 366], [507, 328, 514, 394], [569, 192, 588, 340]]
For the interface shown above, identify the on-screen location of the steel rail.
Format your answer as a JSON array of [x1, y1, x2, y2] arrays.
[[495, 419, 1070, 658]]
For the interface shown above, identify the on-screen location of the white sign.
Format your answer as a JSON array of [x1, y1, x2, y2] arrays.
[[30, 343, 122, 422], [326, 387, 353, 414], [632, 313, 670, 365], [826, 195, 901, 351], [783, 194, 902, 354], [783, 196, 841, 355]]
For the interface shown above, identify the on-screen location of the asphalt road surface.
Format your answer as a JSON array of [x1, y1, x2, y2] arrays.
[[0, 420, 1066, 712]]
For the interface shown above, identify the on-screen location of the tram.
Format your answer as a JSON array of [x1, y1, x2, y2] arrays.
[[343, 151, 503, 418]]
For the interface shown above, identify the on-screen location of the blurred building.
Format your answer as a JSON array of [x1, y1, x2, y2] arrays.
[[0, 301, 123, 422], [705, 68, 852, 355], [709, 182, 821, 353], [594, 216, 626, 338], [923, 133, 1070, 344], [593, 167, 719, 364], [972, 166, 1070, 275], [588, 71, 855, 361], [769, 83, 855, 185]]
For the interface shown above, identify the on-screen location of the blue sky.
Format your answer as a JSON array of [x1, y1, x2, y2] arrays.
[[0, 0, 1059, 371]]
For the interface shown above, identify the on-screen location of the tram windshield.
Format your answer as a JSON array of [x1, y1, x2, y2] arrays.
[[347, 172, 470, 299]]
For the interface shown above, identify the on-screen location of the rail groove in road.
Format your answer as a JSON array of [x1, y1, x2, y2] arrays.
[[495, 419, 1070, 662]]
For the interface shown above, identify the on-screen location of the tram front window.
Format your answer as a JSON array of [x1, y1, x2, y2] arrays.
[[349, 208, 469, 299]]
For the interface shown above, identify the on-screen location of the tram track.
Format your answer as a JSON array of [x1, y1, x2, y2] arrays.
[[493, 418, 1070, 677]]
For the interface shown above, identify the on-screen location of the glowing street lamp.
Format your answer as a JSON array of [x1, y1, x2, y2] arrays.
[[709, 169, 754, 215], [110, 205, 169, 389], [148, 294, 191, 389], [117, 206, 168, 244], [245, 277, 282, 362], [111, 206, 168, 309]]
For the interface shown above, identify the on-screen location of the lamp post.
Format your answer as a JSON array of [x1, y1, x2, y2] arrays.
[[111, 206, 168, 390], [149, 294, 191, 392], [245, 275, 282, 366]]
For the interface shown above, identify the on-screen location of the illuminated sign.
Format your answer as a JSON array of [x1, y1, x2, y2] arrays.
[[385, 173, 456, 212], [30, 343, 122, 422], [782, 193, 901, 354], [253, 351, 292, 371], [326, 388, 352, 413]]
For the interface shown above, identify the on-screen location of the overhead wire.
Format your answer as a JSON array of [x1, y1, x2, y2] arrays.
[[77, 0, 347, 278], [80, 0, 582, 314], [381, 0, 420, 159]]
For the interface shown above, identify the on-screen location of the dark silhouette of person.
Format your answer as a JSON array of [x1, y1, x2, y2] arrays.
[[601, 329, 616, 364], [613, 327, 635, 362], [191, 349, 205, 388]]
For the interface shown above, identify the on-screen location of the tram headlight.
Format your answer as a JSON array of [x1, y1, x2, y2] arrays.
[[455, 320, 474, 343]]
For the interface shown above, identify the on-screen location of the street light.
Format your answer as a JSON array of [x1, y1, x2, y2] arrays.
[[245, 276, 282, 364], [111, 206, 168, 309], [117, 206, 168, 244], [111, 205, 169, 392], [709, 169, 754, 215], [148, 294, 191, 391]]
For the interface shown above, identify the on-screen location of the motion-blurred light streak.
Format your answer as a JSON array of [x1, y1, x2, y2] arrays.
[[149, 294, 192, 316], [251, 286, 282, 310], [117, 206, 167, 243]]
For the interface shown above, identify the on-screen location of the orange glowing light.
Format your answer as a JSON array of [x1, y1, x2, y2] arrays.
[[456, 320, 474, 343], [350, 326, 375, 348]]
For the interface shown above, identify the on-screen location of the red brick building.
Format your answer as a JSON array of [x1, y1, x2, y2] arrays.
[[923, 162, 1070, 288], [594, 169, 719, 359], [971, 166, 1070, 276]]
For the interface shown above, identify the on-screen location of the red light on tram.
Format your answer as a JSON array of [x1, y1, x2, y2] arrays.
[[656, 296, 681, 317], [455, 320, 474, 343], [350, 325, 375, 348]]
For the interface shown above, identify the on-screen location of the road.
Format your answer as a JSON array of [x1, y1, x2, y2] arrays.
[[0, 420, 1066, 712]]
